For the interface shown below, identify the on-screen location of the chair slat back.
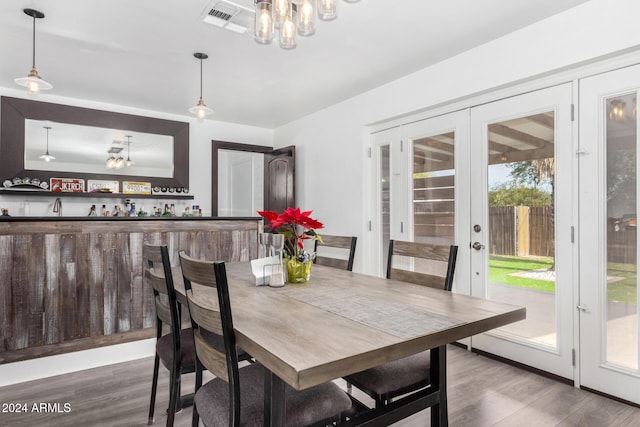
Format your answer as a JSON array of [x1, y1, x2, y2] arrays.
[[314, 234, 357, 271], [188, 293, 229, 381], [148, 270, 173, 325], [143, 243, 180, 332], [387, 240, 458, 291], [179, 252, 236, 384]]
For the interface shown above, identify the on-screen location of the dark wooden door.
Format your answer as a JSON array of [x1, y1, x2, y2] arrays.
[[211, 141, 295, 216], [264, 146, 295, 213]]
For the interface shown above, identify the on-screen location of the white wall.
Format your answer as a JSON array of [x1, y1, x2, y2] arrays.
[[0, 86, 273, 217], [275, 0, 640, 274]]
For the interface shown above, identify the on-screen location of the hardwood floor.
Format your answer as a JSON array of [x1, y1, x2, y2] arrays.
[[1, 345, 638, 426]]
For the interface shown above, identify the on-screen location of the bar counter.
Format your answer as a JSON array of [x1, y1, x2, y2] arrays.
[[0, 216, 261, 364]]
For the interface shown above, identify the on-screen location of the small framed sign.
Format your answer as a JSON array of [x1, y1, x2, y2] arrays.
[[122, 181, 151, 195], [87, 179, 119, 193], [50, 178, 85, 193]]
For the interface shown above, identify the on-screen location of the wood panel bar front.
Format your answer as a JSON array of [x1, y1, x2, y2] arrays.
[[0, 217, 261, 364]]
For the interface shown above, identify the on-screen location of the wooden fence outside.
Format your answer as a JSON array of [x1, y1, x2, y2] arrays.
[[489, 206, 553, 257], [489, 206, 637, 262]]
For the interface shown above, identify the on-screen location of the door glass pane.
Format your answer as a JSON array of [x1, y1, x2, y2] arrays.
[[487, 111, 557, 348], [606, 92, 638, 370], [413, 132, 455, 245], [381, 145, 391, 267]]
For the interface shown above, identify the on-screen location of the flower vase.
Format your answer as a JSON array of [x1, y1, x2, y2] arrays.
[[286, 258, 313, 283]]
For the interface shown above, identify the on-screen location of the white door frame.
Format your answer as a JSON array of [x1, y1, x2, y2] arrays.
[[469, 83, 575, 380], [578, 65, 640, 404]]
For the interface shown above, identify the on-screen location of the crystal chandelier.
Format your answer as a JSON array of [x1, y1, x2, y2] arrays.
[[254, 0, 359, 49]]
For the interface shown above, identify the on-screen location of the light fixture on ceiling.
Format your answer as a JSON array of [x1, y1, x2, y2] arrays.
[[125, 135, 133, 167], [254, 0, 358, 49], [15, 8, 53, 94], [106, 146, 124, 170], [189, 52, 214, 120], [39, 126, 55, 162], [609, 98, 626, 121]]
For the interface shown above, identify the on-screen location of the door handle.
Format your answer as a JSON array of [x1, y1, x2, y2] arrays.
[[472, 242, 485, 251], [576, 304, 589, 313]]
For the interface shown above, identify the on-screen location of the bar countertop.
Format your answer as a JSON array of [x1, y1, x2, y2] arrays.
[[0, 216, 261, 222]]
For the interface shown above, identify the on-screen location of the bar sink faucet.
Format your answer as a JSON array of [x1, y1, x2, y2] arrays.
[[53, 197, 62, 216]]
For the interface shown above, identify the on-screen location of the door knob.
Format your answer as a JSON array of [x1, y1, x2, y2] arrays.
[[472, 242, 485, 250]]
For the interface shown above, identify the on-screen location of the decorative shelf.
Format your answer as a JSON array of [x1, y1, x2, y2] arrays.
[[0, 188, 194, 200]]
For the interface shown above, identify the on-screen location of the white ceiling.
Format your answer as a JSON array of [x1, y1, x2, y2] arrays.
[[0, 0, 590, 128]]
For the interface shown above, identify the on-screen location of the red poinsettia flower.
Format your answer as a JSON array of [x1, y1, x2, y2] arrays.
[[257, 207, 324, 261]]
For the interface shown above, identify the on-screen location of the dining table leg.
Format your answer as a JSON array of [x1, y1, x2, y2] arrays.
[[429, 345, 448, 427], [264, 368, 286, 426]]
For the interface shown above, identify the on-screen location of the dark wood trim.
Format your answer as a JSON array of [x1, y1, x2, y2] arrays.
[[0, 96, 189, 189], [211, 141, 274, 216], [0, 328, 156, 364]]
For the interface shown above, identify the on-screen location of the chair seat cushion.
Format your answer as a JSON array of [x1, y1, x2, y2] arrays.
[[195, 363, 352, 427], [156, 328, 197, 371], [345, 351, 430, 396]]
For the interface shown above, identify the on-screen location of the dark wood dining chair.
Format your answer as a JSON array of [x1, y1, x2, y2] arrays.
[[344, 240, 458, 414], [178, 251, 353, 427], [314, 234, 357, 271], [144, 243, 196, 426]]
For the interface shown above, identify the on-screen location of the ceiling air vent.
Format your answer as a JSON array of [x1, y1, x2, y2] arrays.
[[201, 0, 255, 35]]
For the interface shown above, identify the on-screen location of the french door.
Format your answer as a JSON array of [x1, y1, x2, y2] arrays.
[[469, 84, 575, 379], [370, 111, 468, 291], [579, 65, 640, 404]]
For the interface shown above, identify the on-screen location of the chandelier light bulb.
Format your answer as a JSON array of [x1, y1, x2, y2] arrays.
[[609, 99, 626, 121], [273, 0, 290, 27], [317, 0, 338, 21], [279, 3, 297, 49], [298, 0, 316, 36], [255, 1, 274, 44], [106, 156, 117, 169]]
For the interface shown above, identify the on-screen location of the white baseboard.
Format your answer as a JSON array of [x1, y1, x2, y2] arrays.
[[0, 339, 156, 387]]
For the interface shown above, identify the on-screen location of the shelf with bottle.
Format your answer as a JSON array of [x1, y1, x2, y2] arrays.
[[0, 189, 193, 200]]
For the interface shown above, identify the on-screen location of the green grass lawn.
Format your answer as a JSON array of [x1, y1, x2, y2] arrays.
[[489, 255, 637, 304], [607, 261, 638, 304], [489, 255, 555, 292]]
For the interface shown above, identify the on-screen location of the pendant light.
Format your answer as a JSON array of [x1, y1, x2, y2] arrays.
[[125, 135, 133, 167], [15, 8, 53, 94], [188, 53, 214, 119], [39, 126, 55, 162]]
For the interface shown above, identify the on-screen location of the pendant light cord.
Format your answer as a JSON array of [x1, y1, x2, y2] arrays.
[[199, 57, 203, 99], [31, 12, 37, 69]]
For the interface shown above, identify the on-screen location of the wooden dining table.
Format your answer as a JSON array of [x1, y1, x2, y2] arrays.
[[173, 262, 525, 427]]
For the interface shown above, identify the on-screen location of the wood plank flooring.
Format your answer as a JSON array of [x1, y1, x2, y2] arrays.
[[0, 345, 638, 426]]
